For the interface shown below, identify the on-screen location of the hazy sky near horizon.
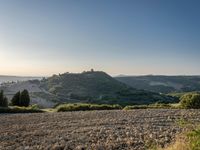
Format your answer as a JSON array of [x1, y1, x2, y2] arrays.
[[0, 0, 200, 76]]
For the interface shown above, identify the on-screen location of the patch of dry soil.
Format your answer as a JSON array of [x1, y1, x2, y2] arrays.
[[1, 109, 200, 150]]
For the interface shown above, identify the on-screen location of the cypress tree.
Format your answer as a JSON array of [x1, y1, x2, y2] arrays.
[[2, 97, 8, 107], [11, 91, 21, 106], [20, 89, 30, 107], [0, 90, 3, 104], [0, 90, 8, 107]]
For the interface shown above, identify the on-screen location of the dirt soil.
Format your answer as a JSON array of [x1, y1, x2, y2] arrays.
[[1, 109, 200, 150]]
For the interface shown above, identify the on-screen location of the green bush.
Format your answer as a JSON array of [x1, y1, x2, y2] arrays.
[[180, 93, 200, 109], [56, 103, 122, 112], [0, 90, 8, 107], [89, 104, 122, 110], [149, 103, 172, 108]]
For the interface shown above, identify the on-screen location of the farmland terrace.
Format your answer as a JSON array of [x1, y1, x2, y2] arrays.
[[1, 109, 200, 150]]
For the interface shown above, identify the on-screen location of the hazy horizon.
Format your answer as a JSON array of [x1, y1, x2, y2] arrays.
[[1, 0, 200, 76], [1, 70, 200, 77]]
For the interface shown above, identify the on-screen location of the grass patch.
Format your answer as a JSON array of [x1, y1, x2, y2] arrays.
[[186, 128, 200, 149], [123, 103, 175, 110], [42, 108, 56, 112], [145, 139, 158, 150], [0, 105, 44, 113], [56, 103, 122, 112], [161, 125, 200, 150], [176, 118, 192, 128]]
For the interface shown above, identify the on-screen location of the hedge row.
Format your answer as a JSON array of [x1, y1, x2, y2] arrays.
[[0, 106, 44, 113], [56, 103, 122, 112]]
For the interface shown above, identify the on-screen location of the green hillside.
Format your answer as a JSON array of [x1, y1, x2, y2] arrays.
[[40, 71, 177, 105], [116, 75, 200, 94]]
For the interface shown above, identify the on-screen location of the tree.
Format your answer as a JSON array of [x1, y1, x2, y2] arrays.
[[180, 93, 200, 109], [20, 89, 30, 107], [11, 91, 21, 106], [11, 90, 30, 107], [0, 90, 8, 107]]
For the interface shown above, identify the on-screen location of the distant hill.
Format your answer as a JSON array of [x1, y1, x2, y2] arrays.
[[0, 72, 178, 107], [40, 71, 176, 105], [0, 75, 43, 84], [115, 75, 200, 94], [0, 80, 58, 108]]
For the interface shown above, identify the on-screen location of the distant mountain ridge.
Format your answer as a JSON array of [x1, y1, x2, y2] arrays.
[[0, 75, 43, 84], [115, 75, 200, 94]]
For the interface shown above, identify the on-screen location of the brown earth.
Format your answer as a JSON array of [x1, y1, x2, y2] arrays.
[[1, 109, 200, 150]]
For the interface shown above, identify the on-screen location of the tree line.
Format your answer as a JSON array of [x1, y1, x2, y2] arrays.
[[0, 89, 30, 107]]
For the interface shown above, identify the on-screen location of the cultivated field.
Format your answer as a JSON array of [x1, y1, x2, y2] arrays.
[[1, 109, 200, 150]]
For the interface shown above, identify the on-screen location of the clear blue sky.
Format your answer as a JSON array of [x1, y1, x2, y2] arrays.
[[0, 0, 200, 76]]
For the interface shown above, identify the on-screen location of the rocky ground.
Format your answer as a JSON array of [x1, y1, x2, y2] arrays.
[[1, 109, 200, 150]]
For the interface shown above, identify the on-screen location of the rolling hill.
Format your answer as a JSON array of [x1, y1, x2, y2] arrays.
[[115, 75, 200, 94], [40, 71, 176, 105], [0, 72, 178, 107]]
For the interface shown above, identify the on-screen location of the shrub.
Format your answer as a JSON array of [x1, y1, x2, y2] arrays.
[[56, 103, 122, 112], [149, 103, 171, 108], [30, 104, 40, 110], [180, 93, 200, 109], [0, 90, 8, 107], [89, 104, 122, 110]]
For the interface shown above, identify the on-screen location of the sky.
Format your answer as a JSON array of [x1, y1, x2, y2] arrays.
[[0, 0, 200, 76]]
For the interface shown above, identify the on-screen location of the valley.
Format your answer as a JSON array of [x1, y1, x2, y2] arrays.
[[116, 75, 200, 94]]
